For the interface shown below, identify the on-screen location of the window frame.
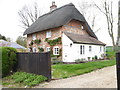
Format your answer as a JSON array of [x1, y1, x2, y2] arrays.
[[89, 46, 92, 52], [53, 46, 59, 55], [32, 47, 37, 52], [46, 47, 51, 52], [32, 34, 36, 40], [80, 45, 85, 55], [100, 46, 102, 52], [81, 25, 84, 30], [46, 31, 51, 38]]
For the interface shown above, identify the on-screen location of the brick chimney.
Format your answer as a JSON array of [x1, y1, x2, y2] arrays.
[[50, 1, 57, 11]]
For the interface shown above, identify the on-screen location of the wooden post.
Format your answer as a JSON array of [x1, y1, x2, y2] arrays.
[[116, 52, 120, 90]]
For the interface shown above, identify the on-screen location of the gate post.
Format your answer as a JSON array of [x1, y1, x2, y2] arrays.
[[116, 52, 120, 90]]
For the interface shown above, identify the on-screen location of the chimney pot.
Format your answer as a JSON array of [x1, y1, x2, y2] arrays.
[[50, 1, 57, 11]]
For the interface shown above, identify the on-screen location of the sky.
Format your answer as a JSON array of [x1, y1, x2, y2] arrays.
[[0, 0, 119, 46]]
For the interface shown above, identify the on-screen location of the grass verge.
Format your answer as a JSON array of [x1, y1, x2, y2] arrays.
[[52, 60, 116, 79], [2, 72, 47, 88]]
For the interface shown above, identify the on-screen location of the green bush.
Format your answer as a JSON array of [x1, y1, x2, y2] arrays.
[[1, 47, 17, 77], [11, 72, 47, 87], [38, 47, 44, 52]]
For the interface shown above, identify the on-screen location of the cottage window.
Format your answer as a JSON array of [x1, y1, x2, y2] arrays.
[[89, 46, 92, 52], [80, 45, 82, 54], [46, 31, 51, 38], [83, 46, 85, 54], [32, 34, 36, 40], [100, 46, 102, 52], [104, 46, 106, 52], [80, 45, 85, 55], [81, 25, 84, 30], [46, 47, 51, 52], [53, 46, 59, 55], [33, 47, 37, 52]]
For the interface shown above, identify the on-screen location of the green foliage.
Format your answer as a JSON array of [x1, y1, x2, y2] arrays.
[[75, 59, 84, 63], [92, 57, 95, 60], [52, 60, 116, 79], [0, 34, 7, 41], [52, 60, 63, 65], [16, 36, 26, 47], [29, 40, 34, 46], [106, 46, 116, 59], [1, 47, 17, 77], [10, 72, 47, 87], [44, 38, 48, 42], [94, 55, 98, 60], [46, 37, 61, 46], [34, 39, 41, 44], [38, 47, 44, 52], [29, 39, 41, 46]]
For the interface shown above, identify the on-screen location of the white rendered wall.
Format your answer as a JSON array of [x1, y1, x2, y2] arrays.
[[62, 33, 106, 62]]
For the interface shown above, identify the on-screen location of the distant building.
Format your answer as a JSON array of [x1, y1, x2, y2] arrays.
[[0, 40, 26, 52]]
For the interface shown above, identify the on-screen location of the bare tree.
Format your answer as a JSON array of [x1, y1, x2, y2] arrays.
[[18, 2, 41, 29], [16, 36, 27, 47], [116, 0, 120, 47], [94, 0, 116, 50], [6, 37, 12, 42], [78, 1, 100, 33]]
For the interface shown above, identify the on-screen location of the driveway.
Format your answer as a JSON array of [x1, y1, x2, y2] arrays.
[[37, 65, 117, 88]]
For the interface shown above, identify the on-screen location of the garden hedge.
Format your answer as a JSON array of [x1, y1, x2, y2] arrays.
[[1, 47, 17, 77]]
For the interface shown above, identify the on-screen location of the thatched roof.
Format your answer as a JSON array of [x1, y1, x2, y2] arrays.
[[64, 32, 106, 46], [24, 3, 97, 39]]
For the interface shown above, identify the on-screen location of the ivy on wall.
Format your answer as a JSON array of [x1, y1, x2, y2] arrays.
[[45, 37, 62, 46], [38, 47, 44, 52], [45, 37, 62, 57], [29, 39, 41, 46]]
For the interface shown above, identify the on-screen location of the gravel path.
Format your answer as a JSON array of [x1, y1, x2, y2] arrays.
[[37, 65, 117, 88]]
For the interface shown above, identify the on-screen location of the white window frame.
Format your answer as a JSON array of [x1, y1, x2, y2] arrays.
[[89, 46, 92, 52], [33, 47, 37, 52], [46, 47, 51, 52], [53, 46, 59, 55], [32, 34, 36, 40], [80, 45, 85, 55], [81, 25, 84, 30], [100, 46, 102, 52], [46, 31, 51, 38]]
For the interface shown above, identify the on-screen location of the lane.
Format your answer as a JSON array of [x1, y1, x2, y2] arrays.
[[38, 65, 117, 88]]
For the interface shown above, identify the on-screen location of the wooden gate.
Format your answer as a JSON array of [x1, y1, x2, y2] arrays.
[[116, 52, 120, 89], [16, 52, 51, 81]]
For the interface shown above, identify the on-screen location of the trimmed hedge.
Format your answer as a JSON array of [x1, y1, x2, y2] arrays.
[[1, 47, 17, 77]]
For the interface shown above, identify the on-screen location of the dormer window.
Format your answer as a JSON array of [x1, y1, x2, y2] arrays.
[[81, 25, 84, 30], [46, 31, 51, 38], [32, 34, 36, 40]]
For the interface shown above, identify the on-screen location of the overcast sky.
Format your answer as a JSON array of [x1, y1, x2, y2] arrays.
[[0, 0, 118, 46]]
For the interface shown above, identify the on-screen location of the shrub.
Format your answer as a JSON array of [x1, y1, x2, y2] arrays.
[[38, 47, 44, 52], [52, 60, 63, 64], [87, 57, 91, 60], [11, 72, 47, 87], [92, 57, 95, 60], [94, 55, 98, 60], [75, 58, 85, 63], [1, 47, 17, 77]]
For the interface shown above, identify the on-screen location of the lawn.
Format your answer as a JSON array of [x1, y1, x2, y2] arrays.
[[106, 46, 120, 59], [52, 60, 116, 79]]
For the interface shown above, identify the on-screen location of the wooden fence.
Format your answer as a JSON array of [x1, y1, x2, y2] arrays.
[[16, 52, 51, 81], [116, 52, 120, 90]]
